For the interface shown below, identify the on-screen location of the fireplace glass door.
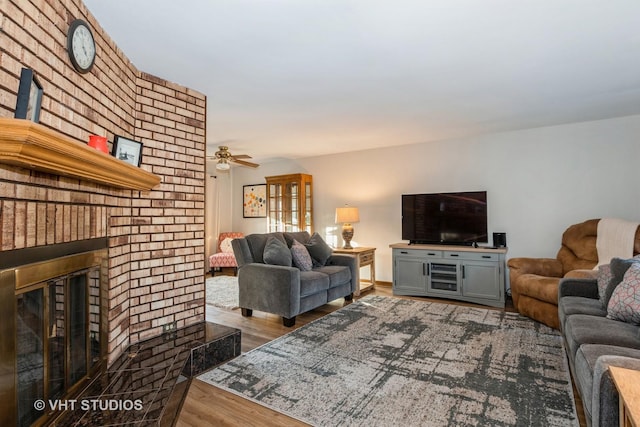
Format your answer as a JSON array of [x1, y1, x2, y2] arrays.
[[16, 265, 102, 426], [16, 289, 44, 427]]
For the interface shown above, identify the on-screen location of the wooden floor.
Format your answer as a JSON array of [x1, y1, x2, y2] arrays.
[[176, 281, 586, 427]]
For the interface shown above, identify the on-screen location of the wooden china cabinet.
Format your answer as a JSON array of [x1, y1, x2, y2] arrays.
[[265, 173, 313, 233]]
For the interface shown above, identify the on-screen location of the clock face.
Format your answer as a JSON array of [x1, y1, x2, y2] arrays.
[[68, 19, 96, 73]]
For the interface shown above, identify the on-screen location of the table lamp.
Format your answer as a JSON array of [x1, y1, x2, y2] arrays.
[[335, 206, 360, 249]]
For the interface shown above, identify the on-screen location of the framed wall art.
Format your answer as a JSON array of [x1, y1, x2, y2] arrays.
[[15, 68, 43, 123], [112, 135, 143, 167], [243, 184, 267, 218]]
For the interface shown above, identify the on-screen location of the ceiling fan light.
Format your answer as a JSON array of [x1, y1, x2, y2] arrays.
[[216, 159, 230, 171]]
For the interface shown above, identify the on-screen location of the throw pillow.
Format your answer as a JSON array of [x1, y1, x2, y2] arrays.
[[284, 231, 310, 247], [305, 232, 333, 267], [607, 262, 640, 325], [603, 257, 638, 308], [597, 264, 613, 304], [220, 237, 234, 254], [263, 236, 292, 267], [290, 239, 313, 271]]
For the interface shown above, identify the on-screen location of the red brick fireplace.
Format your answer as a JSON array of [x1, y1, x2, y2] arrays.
[[0, 5, 208, 423]]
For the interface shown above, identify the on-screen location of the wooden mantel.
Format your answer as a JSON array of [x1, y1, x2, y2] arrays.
[[0, 118, 161, 191]]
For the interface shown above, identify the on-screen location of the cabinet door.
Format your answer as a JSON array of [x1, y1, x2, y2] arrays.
[[393, 256, 427, 294], [266, 174, 313, 233], [462, 261, 501, 300]]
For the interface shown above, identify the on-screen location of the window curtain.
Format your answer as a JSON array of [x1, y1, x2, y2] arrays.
[[205, 175, 221, 271]]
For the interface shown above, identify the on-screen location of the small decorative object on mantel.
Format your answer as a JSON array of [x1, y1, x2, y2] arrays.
[[335, 205, 360, 249], [14, 68, 43, 123], [88, 135, 108, 153], [112, 135, 143, 166]]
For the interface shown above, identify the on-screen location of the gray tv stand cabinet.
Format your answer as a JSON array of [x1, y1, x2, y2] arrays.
[[390, 243, 507, 308]]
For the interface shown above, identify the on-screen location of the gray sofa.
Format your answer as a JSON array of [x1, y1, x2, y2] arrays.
[[231, 231, 358, 326], [558, 277, 640, 426]]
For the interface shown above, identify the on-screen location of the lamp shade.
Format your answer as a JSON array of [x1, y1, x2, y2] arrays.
[[335, 207, 360, 224], [216, 159, 230, 171]]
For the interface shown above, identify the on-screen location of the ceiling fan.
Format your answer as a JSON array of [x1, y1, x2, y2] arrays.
[[208, 146, 259, 171]]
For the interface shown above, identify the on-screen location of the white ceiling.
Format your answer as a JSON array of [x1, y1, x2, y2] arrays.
[[83, 0, 640, 164]]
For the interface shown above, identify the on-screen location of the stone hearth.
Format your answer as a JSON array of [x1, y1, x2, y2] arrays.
[[55, 322, 240, 426]]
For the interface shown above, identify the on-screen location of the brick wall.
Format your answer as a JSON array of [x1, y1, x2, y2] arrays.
[[0, 0, 206, 361]]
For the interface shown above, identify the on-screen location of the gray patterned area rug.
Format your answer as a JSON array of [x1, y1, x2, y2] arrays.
[[205, 275, 239, 310], [198, 296, 578, 426]]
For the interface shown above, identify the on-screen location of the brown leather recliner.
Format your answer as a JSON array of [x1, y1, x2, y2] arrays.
[[508, 219, 640, 329]]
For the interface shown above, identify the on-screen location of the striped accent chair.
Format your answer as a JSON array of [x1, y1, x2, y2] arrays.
[[209, 232, 244, 276]]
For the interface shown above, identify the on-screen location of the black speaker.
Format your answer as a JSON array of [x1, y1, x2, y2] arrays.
[[493, 232, 507, 248]]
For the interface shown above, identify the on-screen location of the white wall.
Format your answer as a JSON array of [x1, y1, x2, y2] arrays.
[[229, 114, 640, 282]]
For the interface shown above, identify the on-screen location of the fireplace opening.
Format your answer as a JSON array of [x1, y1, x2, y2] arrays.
[[1, 242, 108, 427]]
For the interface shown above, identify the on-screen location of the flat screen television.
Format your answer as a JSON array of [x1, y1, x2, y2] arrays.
[[402, 191, 488, 245]]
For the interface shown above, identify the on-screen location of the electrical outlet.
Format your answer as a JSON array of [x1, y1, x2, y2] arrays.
[[162, 321, 177, 333]]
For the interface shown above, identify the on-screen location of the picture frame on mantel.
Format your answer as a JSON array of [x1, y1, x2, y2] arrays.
[[14, 68, 43, 123], [243, 184, 267, 218], [112, 135, 143, 167]]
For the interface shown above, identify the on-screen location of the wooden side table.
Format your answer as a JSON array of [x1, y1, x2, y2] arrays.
[[332, 247, 376, 296], [609, 365, 640, 427]]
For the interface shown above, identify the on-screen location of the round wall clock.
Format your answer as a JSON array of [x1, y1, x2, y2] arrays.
[[67, 19, 96, 74]]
